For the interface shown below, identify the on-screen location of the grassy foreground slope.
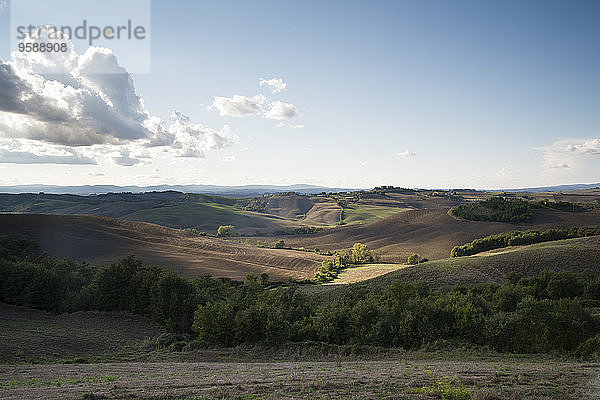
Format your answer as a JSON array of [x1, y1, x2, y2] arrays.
[[0, 303, 162, 364], [0, 214, 325, 280]]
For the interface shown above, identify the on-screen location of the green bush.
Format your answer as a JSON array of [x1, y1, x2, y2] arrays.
[[407, 253, 420, 265], [450, 197, 533, 223], [216, 225, 236, 237]]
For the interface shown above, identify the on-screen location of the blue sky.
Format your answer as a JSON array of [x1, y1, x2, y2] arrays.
[[0, 0, 599, 189]]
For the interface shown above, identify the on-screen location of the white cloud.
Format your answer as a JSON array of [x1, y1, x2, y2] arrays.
[[259, 78, 287, 93], [112, 149, 143, 166], [0, 26, 233, 164], [498, 166, 512, 180], [0, 149, 96, 165], [166, 111, 234, 157], [219, 155, 236, 162], [538, 138, 600, 171], [211, 95, 300, 121], [563, 138, 600, 155], [0, 139, 97, 165], [212, 77, 300, 121], [264, 101, 300, 120], [541, 138, 600, 156], [276, 123, 304, 129], [398, 150, 416, 157], [548, 163, 570, 169], [210, 94, 266, 117]]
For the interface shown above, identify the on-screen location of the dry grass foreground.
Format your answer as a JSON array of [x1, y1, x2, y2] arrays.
[[0, 214, 325, 280], [0, 358, 598, 399], [1, 302, 599, 399]]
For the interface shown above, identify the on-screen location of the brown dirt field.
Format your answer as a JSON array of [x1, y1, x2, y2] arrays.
[[261, 195, 318, 219], [532, 189, 600, 203], [0, 214, 325, 280], [385, 192, 464, 209], [277, 207, 600, 263], [303, 201, 342, 225], [0, 358, 598, 399]]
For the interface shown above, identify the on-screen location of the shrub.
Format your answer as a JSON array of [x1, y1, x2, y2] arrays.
[[216, 225, 236, 237], [351, 242, 373, 263], [574, 334, 600, 359], [407, 253, 420, 265]]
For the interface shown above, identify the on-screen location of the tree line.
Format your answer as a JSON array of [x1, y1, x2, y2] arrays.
[[451, 227, 600, 257], [1, 235, 600, 356]]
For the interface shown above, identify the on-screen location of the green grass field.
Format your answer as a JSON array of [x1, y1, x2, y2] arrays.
[[129, 194, 295, 234], [341, 204, 408, 225]]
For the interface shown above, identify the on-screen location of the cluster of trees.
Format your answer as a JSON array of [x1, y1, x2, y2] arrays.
[[451, 227, 600, 257], [183, 228, 207, 236], [450, 197, 533, 223], [3, 236, 600, 356], [273, 226, 324, 236], [407, 253, 429, 265], [194, 269, 600, 355], [535, 200, 585, 212], [314, 243, 374, 282], [0, 236, 234, 333], [216, 225, 236, 237]]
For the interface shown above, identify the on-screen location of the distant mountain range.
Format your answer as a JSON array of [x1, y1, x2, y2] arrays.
[[0, 182, 598, 196], [503, 183, 600, 193], [0, 184, 359, 197]]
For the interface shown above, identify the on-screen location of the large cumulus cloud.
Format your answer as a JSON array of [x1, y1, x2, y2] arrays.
[[0, 26, 234, 164]]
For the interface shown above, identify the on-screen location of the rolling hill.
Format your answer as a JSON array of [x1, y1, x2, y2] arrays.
[[277, 207, 600, 262], [0, 214, 325, 281], [304, 235, 600, 298], [0, 192, 302, 235], [362, 235, 600, 288], [0, 192, 409, 233]]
